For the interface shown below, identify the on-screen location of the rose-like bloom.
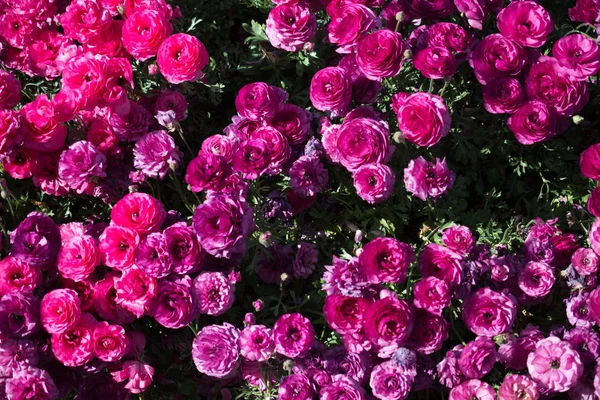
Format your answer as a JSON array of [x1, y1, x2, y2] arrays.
[[442, 225, 474, 255], [278, 374, 314, 400], [413, 276, 450, 315], [322, 256, 373, 297], [320, 375, 367, 400], [518, 261, 555, 298], [0, 339, 38, 376], [393, 92, 451, 147], [418, 244, 463, 285], [356, 29, 405, 80], [590, 287, 600, 325], [498, 374, 539, 400], [231, 139, 271, 179], [0, 70, 21, 110], [498, 326, 544, 370], [359, 237, 415, 284], [58, 141, 107, 194], [553, 34, 600, 80], [588, 187, 600, 217], [323, 346, 371, 385], [293, 242, 319, 279], [565, 292, 595, 328], [508, 101, 557, 145], [457, 336, 497, 379], [57, 235, 100, 282], [310, 67, 352, 113], [289, 156, 328, 197], [122, 10, 172, 61], [192, 193, 254, 258], [192, 272, 235, 316], [468, 34, 528, 85], [111, 361, 154, 394], [273, 313, 315, 358], [133, 130, 182, 179], [154, 90, 188, 122], [462, 287, 517, 336], [437, 345, 465, 388], [147, 276, 192, 328], [568, 0, 600, 23], [238, 325, 274, 362], [266, 3, 316, 51], [453, 0, 486, 30], [51, 313, 97, 367], [564, 327, 600, 365], [353, 163, 395, 204], [409, 309, 448, 355], [482, 77, 525, 114], [111, 193, 166, 235], [414, 47, 457, 80], [157, 33, 208, 84], [328, 4, 379, 52], [192, 323, 239, 377], [449, 379, 496, 400], [409, 0, 454, 19], [60, 0, 112, 43], [98, 226, 140, 270], [0, 257, 41, 297], [335, 118, 391, 172], [92, 321, 129, 362], [267, 104, 311, 145], [527, 337, 583, 392], [369, 360, 413, 400], [134, 233, 171, 278], [201, 135, 235, 162], [163, 223, 202, 274], [186, 153, 232, 192], [363, 294, 414, 357], [235, 82, 288, 121], [0, 292, 39, 338], [419, 22, 473, 54], [114, 267, 157, 318], [5, 367, 59, 400], [324, 294, 370, 335], [497, 1, 553, 48], [256, 243, 294, 285], [571, 248, 599, 276], [581, 143, 600, 181], [247, 126, 291, 175], [40, 289, 81, 335], [525, 57, 588, 117]]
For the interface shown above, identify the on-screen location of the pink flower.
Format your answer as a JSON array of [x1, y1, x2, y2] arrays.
[[266, 3, 316, 51], [508, 101, 558, 145], [238, 325, 274, 362], [468, 34, 528, 85], [5, 367, 59, 400], [359, 237, 415, 284], [517, 261, 555, 298], [527, 336, 583, 392], [418, 244, 463, 286], [99, 226, 140, 270], [457, 336, 497, 379], [111, 193, 166, 236], [192, 272, 235, 316], [449, 379, 496, 400], [580, 143, 600, 181], [363, 293, 414, 357], [149, 277, 195, 329], [157, 33, 209, 84], [356, 29, 405, 80], [111, 361, 154, 394], [497, 1, 553, 48], [324, 294, 370, 335], [122, 10, 172, 61], [0, 257, 41, 297], [553, 34, 600, 80], [462, 287, 517, 337], [310, 67, 352, 113], [192, 323, 239, 377], [114, 267, 157, 318], [60, 0, 112, 43], [134, 232, 171, 278], [235, 82, 288, 121], [408, 309, 448, 355], [413, 47, 457, 80], [57, 235, 100, 282], [133, 130, 182, 179], [589, 287, 600, 325], [413, 276, 451, 315], [289, 156, 328, 197], [353, 163, 395, 204], [498, 374, 539, 400], [328, 4, 379, 52], [185, 153, 232, 192], [587, 187, 600, 217], [369, 360, 413, 400], [442, 225, 474, 255], [0, 71, 21, 110], [0, 339, 38, 376], [335, 117, 391, 172], [93, 321, 129, 362], [482, 78, 525, 115], [273, 313, 315, 358], [393, 93, 451, 147], [51, 313, 97, 367], [40, 289, 81, 335], [454, 0, 487, 30]]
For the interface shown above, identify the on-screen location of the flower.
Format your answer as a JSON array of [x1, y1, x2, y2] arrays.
[[164, 223, 203, 274], [507, 101, 557, 145], [133, 130, 182, 179], [498, 374, 539, 400], [369, 360, 413, 400], [363, 294, 414, 357], [92, 321, 129, 362], [51, 313, 97, 367], [408, 309, 448, 355], [565, 292, 595, 328], [134, 233, 171, 278], [323, 346, 371, 384], [335, 117, 391, 172], [309, 67, 352, 113], [266, 3, 316, 51], [437, 345, 465, 388], [114, 267, 157, 318], [356, 29, 406, 80], [393, 93, 451, 147], [587, 187, 600, 217], [149, 277, 195, 329], [442, 225, 474, 255], [0, 292, 39, 338], [527, 336, 583, 392], [580, 143, 600, 181], [0, 339, 38, 376], [553, 33, 600, 80], [497, 1, 553, 48], [353, 163, 395, 204], [57, 235, 100, 282], [238, 325, 274, 362], [320, 375, 367, 400], [256, 243, 294, 285], [40, 289, 81, 335], [5, 368, 59, 400], [457, 336, 497, 379], [293, 242, 319, 279], [482, 77, 525, 115], [563, 327, 600, 365], [122, 10, 172, 61], [110, 361, 154, 394], [235, 82, 288, 121], [462, 287, 517, 336], [289, 156, 328, 197], [418, 244, 463, 285], [157, 33, 208, 84], [192, 272, 235, 316], [273, 313, 315, 358], [468, 34, 528, 85], [0, 257, 42, 297], [192, 323, 240, 377], [324, 294, 370, 335], [449, 379, 496, 400], [359, 237, 415, 284], [517, 261, 555, 298], [0, 71, 21, 110], [98, 226, 140, 270], [414, 47, 457, 80], [58, 141, 107, 194], [413, 276, 450, 315], [111, 193, 166, 236], [498, 325, 544, 370], [278, 374, 314, 400], [201, 135, 235, 162]]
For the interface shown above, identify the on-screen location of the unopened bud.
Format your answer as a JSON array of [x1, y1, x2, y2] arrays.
[[403, 49, 413, 61], [395, 11, 406, 23], [392, 131, 404, 144], [259, 232, 272, 247]]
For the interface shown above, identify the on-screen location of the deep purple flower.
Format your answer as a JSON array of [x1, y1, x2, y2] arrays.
[[256, 244, 294, 285], [289, 156, 328, 197], [293, 242, 319, 279], [0, 292, 39, 338]]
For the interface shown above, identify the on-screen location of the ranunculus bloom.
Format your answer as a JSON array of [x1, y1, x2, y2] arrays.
[[122, 10, 172, 61], [273, 313, 315, 358], [134, 233, 171, 278], [497, 1, 553, 48], [409, 309, 448, 355], [114, 267, 158, 318], [111, 361, 154, 394], [393, 92, 451, 147], [353, 163, 395, 204], [409, 0, 454, 20], [419, 22, 473, 54], [335, 118, 391, 172], [279, 374, 314, 400], [92, 321, 129, 362], [324, 294, 370, 335], [289, 156, 328, 197], [553, 34, 600, 80], [51, 313, 97, 367], [581, 143, 600, 181], [0, 292, 39, 338], [268, 104, 311, 145], [482, 77, 525, 114], [498, 374, 539, 400], [309, 67, 352, 113], [266, 2, 316, 51], [164, 222, 203, 274], [157, 33, 209, 84], [568, 0, 600, 23], [5, 368, 59, 400], [363, 293, 414, 357], [442, 225, 474, 255], [413, 47, 457, 80], [454, 0, 487, 30], [235, 82, 288, 121], [369, 360, 413, 400], [508, 101, 557, 145], [133, 130, 182, 179], [359, 237, 415, 284], [250, 126, 291, 175], [462, 287, 517, 336], [149, 277, 194, 329], [590, 287, 600, 325], [40, 289, 81, 335], [192, 272, 235, 316], [186, 153, 232, 192], [518, 261, 555, 298], [0, 70, 21, 110], [0, 257, 42, 297], [320, 375, 367, 400], [60, 0, 112, 43], [192, 323, 240, 378], [111, 193, 166, 235], [457, 336, 497, 379], [99, 226, 140, 270], [328, 4, 379, 53], [58, 141, 107, 194], [527, 337, 583, 392], [238, 325, 274, 362], [418, 244, 463, 285], [571, 248, 599, 276], [449, 379, 496, 400], [413, 276, 451, 315], [232, 139, 271, 179], [587, 187, 600, 217], [356, 29, 405, 80], [57, 235, 100, 282], [468, 34, 528, 85], [192, 193, 255, 258], [201, 135, 235, 162], [293, 242, 319, 279]]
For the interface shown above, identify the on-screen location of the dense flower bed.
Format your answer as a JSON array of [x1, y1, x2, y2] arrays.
[[1, 0, 600, 399]]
